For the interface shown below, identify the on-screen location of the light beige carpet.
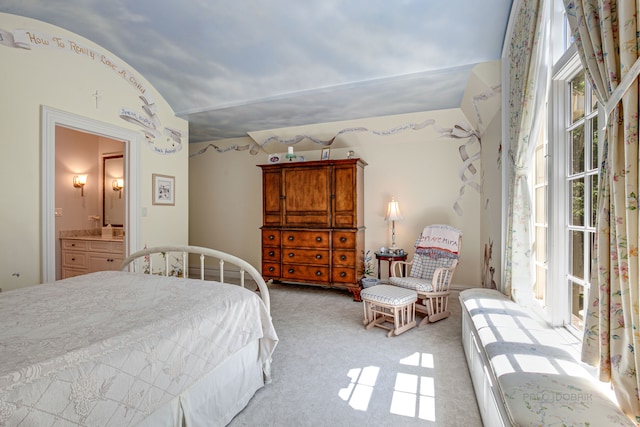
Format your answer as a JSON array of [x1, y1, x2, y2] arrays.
[[229, 283, 483, 427]]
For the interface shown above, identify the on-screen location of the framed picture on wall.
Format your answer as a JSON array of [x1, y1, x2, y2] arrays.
[[152, 174, 175, 206], [321, 147, 331, 160]]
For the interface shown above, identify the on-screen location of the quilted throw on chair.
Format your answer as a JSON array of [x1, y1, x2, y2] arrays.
[[415, 224, 461, 259]]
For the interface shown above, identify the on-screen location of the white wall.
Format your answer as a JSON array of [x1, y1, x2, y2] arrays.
[[0, 13, 189, 290], [190, 108, 486, 287]]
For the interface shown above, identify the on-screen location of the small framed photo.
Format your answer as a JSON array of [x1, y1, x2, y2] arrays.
[[321, 147, 331, 160], [268, 153, 281, 164], [152, 174, 175, 206]]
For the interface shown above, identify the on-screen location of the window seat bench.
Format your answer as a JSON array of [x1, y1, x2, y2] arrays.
[[459, 288, 634, 427]]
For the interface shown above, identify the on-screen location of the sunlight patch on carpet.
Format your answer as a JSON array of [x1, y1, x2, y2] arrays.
[[400, 352, 434, 368], [339, 366, 380, 411], [391, 373, 436, 421]]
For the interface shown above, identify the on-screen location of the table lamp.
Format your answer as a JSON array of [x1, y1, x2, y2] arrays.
[[385, 197, 403, 249]]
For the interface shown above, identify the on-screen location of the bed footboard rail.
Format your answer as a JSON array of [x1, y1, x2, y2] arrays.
[[120, 245, 270, 313]]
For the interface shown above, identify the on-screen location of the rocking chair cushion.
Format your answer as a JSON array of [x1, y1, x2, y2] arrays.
[[409, 255, 455, 280], [389, 276, 435, 292]]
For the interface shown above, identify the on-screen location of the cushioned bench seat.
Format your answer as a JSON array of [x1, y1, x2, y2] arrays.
[[459, 288, 634, 427]]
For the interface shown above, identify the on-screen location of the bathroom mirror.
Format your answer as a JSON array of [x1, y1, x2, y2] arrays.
[[103, 154, 124, 227]]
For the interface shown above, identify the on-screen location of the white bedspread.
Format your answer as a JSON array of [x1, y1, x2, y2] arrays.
[[0, 271, 278, 426]]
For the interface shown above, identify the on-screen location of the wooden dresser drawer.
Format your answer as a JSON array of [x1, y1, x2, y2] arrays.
[[262, 262, 281, 277], [332, 267, 356, 283], [332, 250, 355, 266], [281, 230, 330, 248], [262, 229, 281, 246], [332, 231, 356, 249], [282, 264, 329, 282], [282, 248, 329, 265], [262, 246, 281, 261]]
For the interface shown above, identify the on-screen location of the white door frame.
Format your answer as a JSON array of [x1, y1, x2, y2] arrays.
[[41, 106, 140, 282]]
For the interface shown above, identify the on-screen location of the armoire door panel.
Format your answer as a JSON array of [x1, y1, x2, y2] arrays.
[[262, 169, 282, 226], [283, 167, 331, 226], [333, 164, 357, 228]]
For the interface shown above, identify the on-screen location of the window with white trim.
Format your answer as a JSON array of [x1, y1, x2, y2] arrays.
[[533, 5, 598, 339], [532, 109, 548, 307], [564, 68, 598, 334]]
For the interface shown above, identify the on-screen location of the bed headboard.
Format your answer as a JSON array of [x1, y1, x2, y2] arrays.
[[120, 245, 270, 313]]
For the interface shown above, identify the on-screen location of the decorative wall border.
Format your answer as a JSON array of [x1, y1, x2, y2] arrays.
[[0, 27, 183, 155]]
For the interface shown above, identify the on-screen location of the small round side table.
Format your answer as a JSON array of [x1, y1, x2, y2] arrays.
[[375, 251, 408, 280]]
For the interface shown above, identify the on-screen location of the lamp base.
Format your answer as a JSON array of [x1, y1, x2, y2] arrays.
[[390, 220, 398, 250]]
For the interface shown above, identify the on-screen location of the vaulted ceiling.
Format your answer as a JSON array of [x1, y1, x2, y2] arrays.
[[1, 1, 513, 143]]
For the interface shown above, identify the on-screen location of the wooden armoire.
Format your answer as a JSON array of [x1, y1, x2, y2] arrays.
[[259, 158, 366, 300]]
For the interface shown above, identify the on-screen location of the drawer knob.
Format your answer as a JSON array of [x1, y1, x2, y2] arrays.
[[316, 254, 322, 259], [288, 253, 295, 258], [340, 255, 346, 260], [269, 235, 275, 240], [340, 237, 347, 243], [316, 237, 322, 242], [315, 271, 322, 276], [340, 272, 347, 277], [288, 268, 295, 274], [288, 236, 294, 241], [269, 267, 275, 272], [71, 243, 76, 247], [269, 250, 275, 256], [71, 257, 76, 261]]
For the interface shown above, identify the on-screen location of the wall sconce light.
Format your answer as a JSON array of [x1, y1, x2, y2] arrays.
[[73, 175, 87, 197], [112, 179, 124, 199], [384, 196, 403, 249]]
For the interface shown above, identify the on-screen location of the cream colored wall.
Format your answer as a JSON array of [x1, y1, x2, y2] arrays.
[[0, 14, 188, 290], [190, 108, 484, 287], [460, 61, 503, 289], [189, 138, 265, 264], [478, 111, 503, 289]]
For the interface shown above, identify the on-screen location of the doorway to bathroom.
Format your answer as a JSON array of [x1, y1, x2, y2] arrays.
[[41, 106, 140, 282]]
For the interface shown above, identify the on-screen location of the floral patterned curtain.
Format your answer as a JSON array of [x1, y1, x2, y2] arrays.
[[504, 0, 548, 304], [564, 0, 640, 419]]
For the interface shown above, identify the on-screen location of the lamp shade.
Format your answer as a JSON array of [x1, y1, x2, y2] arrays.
[[384, 197, 403, 222], [73, 175, 87, 187], [112, 179, 124, 191]]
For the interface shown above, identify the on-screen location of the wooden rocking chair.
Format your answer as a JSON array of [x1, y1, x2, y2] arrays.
[[389, 224, 461, 326]]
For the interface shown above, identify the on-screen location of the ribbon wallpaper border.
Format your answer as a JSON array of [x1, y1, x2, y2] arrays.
[[0, 28, 183, 155]]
